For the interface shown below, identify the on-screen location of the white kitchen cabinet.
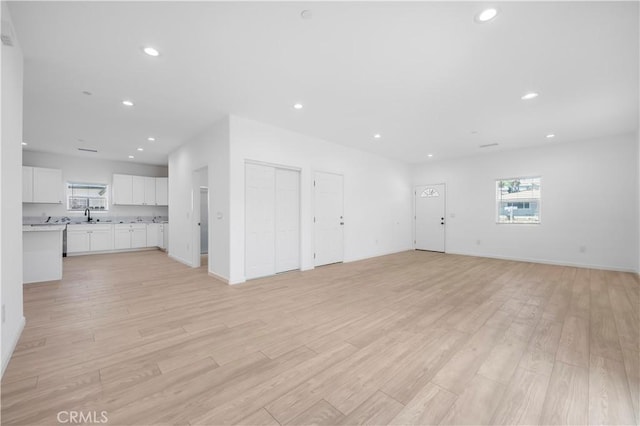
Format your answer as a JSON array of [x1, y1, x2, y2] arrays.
[[33, 167, 63, 203], [22, 166, 33, 202], [113, 174, 133, 205], [131, 176, 145, 205], [90, 227, 114, 251], [144, 177, 156, 205], [114, 174, 163, 206], [155, 177, 168, 206], [131, 226, 147, 248], [67, 224, 113, 253], [22, 166, 63, 204], [146, 223, 160, 247], [114, 224, 147, 249], [114, 227, 131, 249]]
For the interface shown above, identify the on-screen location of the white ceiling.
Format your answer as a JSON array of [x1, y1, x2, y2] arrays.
[[8, 1, 639, 166]]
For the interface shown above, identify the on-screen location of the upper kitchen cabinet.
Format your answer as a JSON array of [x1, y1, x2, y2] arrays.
[[113, 174, 167, 206], [22, 166, 63, 204], [155, 177, 168, 206], [144, 177, 156, 206], [131, 176, 145, 205], [112, 174, 134, 205]]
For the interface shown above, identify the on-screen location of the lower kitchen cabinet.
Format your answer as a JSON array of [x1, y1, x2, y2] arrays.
[[67, 223, 163, 254], [146, 223, 160, 247], [114, 224, 147, 249], [67, 224, 113, 253]]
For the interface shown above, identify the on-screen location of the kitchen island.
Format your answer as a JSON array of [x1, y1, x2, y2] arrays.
[[23, 225, 65, 284]]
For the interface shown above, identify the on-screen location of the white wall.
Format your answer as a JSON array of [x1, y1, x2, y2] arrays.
[[168, 117, 230, 279], [412, 133, 639, 272], [229, 115, 413, 284], [22, 151, 168, 219], [1, 2, 25, 376]]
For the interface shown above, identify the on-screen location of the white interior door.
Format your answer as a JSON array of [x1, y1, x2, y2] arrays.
[[275, 169, 300, 273], [314, 172, 344, 266], [245, 164, 276, 279], [415, 184, 446, 252]]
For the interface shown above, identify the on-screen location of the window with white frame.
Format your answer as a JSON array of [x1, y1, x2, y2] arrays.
[[496, 177, 541, 224], [66, 182, 109, 211]]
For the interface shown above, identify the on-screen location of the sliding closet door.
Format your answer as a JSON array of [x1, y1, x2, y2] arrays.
[[275, 168, 300, 273], [245, 163, 276, 279]]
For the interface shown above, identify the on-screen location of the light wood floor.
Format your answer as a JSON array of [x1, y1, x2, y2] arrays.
[[2, 250, 639, 425]]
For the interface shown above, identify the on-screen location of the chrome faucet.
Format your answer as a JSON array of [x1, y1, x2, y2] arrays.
[[84, 208, 92, 222]]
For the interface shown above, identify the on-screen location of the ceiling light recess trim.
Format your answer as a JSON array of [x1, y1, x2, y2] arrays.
[[143, 46, 160, 57], [479, 143, 499, 148], [122, 100, 134, 107], [293, 103, 303, 110], [475, 8, 498, 23], [546, 134, 556, 139], [521, 92, 539, 100]]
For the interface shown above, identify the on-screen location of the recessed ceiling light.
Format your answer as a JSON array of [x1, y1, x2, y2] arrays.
[[476, 8, 498, 23], [128, 155, 134, 159], [21, 142, 27, 146], [82, 91, 92, 96], [293, 103, 303, 110], [427, 154, 433, 158], [373, 134, 381, 139], [137, 147, 144, 151], [147, 137, 155, 142], [122, 100, 134, 107], [546, 134, 556, 139], [521, 92, 539, 100], [143, 46, 160, 57], [301, 10, 313, 19]]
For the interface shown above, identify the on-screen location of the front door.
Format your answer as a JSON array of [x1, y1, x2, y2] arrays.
[[415, 184, 446, 252]]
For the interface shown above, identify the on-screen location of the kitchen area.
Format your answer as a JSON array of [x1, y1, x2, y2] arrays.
[[22, 151, 170, 284]]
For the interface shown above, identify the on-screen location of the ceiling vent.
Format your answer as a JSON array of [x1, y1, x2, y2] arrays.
[[479, 143, 499, 148], [78, 147, 98, 153]]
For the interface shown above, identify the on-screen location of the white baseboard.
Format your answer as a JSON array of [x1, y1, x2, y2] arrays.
[[168, 253, 193, 267], [2, 316, 25, 378], [208, 271, 230, 284], [444, 250, 638, 273]]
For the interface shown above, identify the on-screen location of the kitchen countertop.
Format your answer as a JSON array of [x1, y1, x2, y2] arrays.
[[22, 225, 66, 232]]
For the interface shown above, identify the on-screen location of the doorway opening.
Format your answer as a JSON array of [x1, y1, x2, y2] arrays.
[[192, 166, 209, 269]]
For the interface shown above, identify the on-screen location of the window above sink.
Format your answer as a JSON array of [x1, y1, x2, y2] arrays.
[[66, 182, 109, 212]]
